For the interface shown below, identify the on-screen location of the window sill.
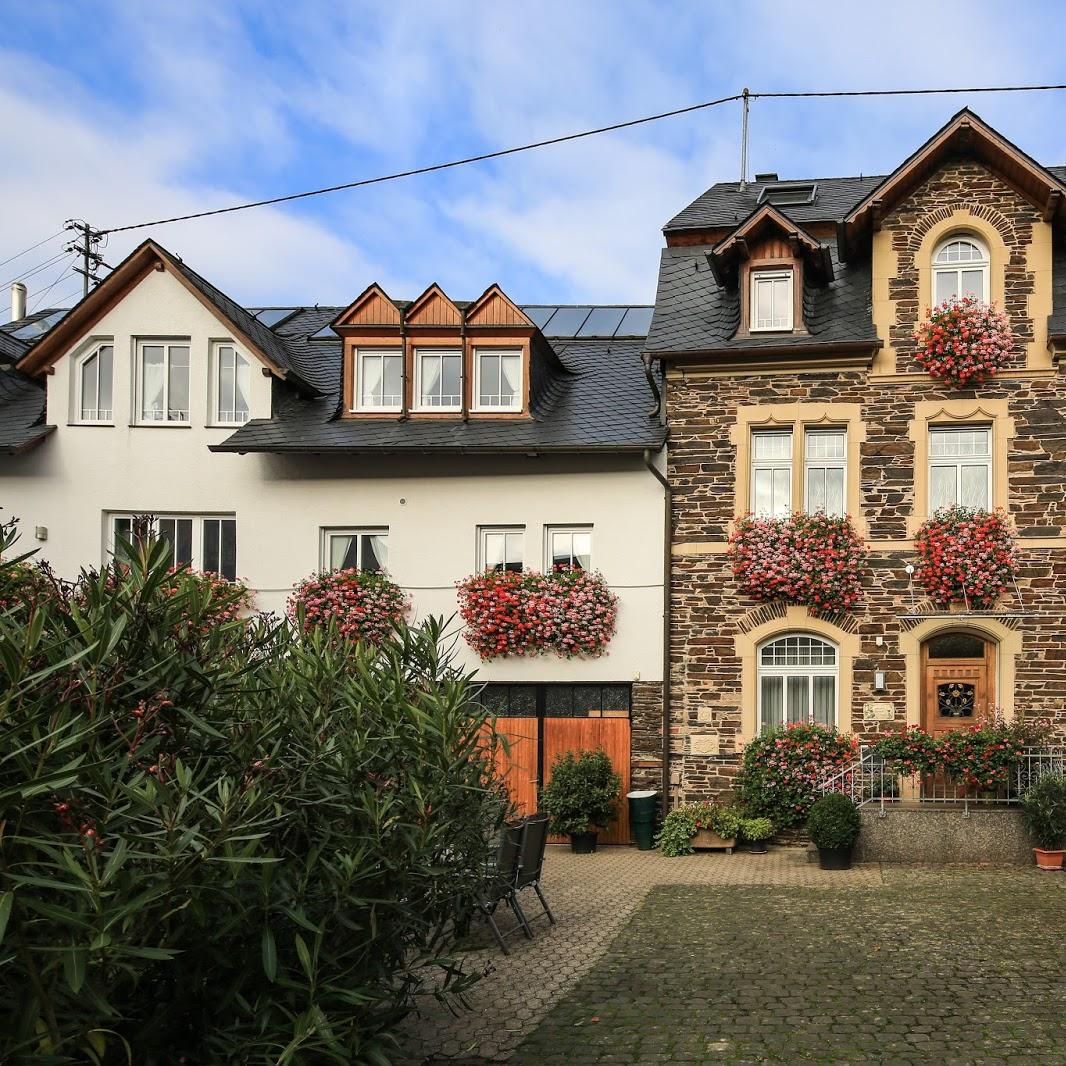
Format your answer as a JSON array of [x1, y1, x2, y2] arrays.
[[352, 407, 403, 416], [130, 422, 193, 429], [749, 326, 795, 334], [69, 421, 115, 428]]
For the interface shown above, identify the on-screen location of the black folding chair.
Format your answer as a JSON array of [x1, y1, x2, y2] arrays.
[[510, 812, 556, 933], [476, 820, 529, 954]]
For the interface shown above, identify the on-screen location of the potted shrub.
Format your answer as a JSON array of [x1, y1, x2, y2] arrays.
[[739, 816, 774, 854], [541, 748, 621, 854], [807, 793, 861, 870], [1021, 774, 1066, 871], [655, 803, 741, 856]]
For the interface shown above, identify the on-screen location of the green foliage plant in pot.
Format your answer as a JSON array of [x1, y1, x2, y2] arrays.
[[1021, 774, 1066, 870], [807, 793, 861, 870], [655, 803, 741, 856], [739, 816, 774, 854], [541, 748, 622, 853]]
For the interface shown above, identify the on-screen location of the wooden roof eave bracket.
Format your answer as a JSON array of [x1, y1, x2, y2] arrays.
[[1044, 189, 1063, 223]]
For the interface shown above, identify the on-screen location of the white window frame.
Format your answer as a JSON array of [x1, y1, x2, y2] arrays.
[[757, 634, 838, 732], [750, 269, 794, 332], [413, 348, 463, 412], [928, 425, 993, 513], [107, 513, 236, 579], [804, 428, 847, 517], [478, 526, 525, 573], [354, 347, 404, 413], [472, 347, 523, 413], [321, 527, 389, 573], [750, 429, 793, 517], [212, 342, 252, 425], [136, 340, 191, 425], [74, 342, 114, 424], [932, 235, 990, 305], [544, 526, 593, 571]]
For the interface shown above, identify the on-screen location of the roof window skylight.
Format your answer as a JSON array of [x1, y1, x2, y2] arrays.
[[757, 182, 817, 206]]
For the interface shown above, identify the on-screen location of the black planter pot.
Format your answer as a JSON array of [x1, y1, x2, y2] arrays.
[[817, 844, 853, 870], [569, 831, 599, 854], [746, 841, 768, 854]]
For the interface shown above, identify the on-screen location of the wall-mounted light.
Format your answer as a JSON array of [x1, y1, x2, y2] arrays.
[[34, 526, 47, 541]]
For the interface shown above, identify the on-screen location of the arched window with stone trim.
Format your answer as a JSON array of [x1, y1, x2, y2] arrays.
[[757, 633, 838, 732], [932, 234, 989, 304]]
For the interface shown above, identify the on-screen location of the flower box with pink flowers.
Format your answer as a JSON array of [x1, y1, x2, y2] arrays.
[[913, 294, 1014, 386]]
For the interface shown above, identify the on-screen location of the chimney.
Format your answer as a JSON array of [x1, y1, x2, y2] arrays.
[[754, 172, 779, 183], [10, 282, 26, 323]]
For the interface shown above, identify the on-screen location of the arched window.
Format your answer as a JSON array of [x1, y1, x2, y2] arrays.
[[758, 634, 837, 732], [932, 235, 989, 305]]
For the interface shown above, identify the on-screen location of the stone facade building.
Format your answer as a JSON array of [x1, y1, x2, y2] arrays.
[[646, 109, 1066, 802]]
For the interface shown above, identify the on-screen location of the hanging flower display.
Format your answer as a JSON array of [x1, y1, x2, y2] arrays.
[[913, 506, 1017, 610], [288, 568, 409, 644], [728, 512, 866, 612], [913, 295, 1014, 386], [455, 565, 617, 660]]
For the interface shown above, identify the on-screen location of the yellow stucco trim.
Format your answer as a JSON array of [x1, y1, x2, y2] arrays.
[[733, 606, 861, 746], [729, 403, 868, 538], [870, 227, 897, 374], [906, 398, 1014, 536], [897, 617, 1022, 726]]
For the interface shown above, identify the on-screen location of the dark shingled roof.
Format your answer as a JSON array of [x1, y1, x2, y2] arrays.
[[213, 306, 665, 455], [645, 234, 876, 355], [0, 369, 51, 453]]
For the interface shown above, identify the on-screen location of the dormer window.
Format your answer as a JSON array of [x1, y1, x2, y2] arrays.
[[750, 269, 794, 332], [354, 348, 403, 413], [757, 182, 817, 207], [473, 348, 522, 412], [76, 343, 113, 423], [933, 236, 989, 304], [415, 349, 462, 411]]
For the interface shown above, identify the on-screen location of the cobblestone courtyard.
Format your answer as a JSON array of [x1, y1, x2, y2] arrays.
[[398, 848, 1066, 1065]]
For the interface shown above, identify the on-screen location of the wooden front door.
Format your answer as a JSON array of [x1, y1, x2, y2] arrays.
[[921, 632, 996, 737]]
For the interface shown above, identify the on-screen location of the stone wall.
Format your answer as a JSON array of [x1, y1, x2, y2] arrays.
[[630, 681, 664, 793], [855, 808, 1033, 864]]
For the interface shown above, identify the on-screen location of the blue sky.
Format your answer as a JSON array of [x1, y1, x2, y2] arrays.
[[3, 0, 1066, 316]]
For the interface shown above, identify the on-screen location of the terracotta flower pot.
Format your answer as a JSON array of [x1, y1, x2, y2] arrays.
[[1033, 848, 1066, 871]]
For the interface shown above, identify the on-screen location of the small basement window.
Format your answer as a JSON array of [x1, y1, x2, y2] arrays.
[[757, 182, 817, 206]]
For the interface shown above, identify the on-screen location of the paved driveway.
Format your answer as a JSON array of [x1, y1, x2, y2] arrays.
[[398, 848, 1066, 1064]]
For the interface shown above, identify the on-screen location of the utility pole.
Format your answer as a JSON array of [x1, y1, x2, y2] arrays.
[[739, 88, 750, 190], [64, 220, 106, 296]]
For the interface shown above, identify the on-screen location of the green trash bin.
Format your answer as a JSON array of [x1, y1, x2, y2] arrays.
[[627, 789, 659, 850]]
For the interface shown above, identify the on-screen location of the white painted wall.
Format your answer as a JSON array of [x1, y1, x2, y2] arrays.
[[0, 269, 665, 683]]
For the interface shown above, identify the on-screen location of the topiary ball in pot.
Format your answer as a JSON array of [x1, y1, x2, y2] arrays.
[[1021, 774, 1066, 870], [807, 793, 861, 870], [541, 747, 622, 853]]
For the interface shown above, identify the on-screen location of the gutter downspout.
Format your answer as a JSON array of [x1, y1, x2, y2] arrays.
[[398, 309, 409, 422], [643, 444, 671, 812]]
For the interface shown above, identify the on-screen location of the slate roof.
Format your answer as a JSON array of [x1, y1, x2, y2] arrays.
[[645, 234, 876, 356], [0, 368, 51, 453], [213, 306, 665, 455]]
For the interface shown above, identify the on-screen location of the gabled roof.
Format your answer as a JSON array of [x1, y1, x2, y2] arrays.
[[466, 284, 535, 328], [17, 240, 317, 394], [842, 108, 1066, 252], [330, 283, 401, 329], [405, 283, 462, 327], [708, 204, 834, 284]]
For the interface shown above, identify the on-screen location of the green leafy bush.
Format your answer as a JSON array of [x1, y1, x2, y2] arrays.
[[736, 723, 857, 830], [807, 793, 861, 850], [739, 817, 775, 843], [655, 803, 742, 857], [541, 748, 621, 835], [0, 524, 504, 1064], [1021, 774, 1066, 850]]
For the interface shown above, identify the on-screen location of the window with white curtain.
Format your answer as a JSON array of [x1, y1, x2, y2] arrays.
[[929, 426, 992, 511], [804, 429, 846, 516], [750, 269, 793, 331], [474, 348, 522, 411], [932, 236, 989, 304], [758, 634, 837, 732], [355, 348, 403, 412], [546, 527, 592, 571], [77, 343, 113, 422], [415, 349, 462, 411], [751, 430, 793, 517], [479, 526, 524, 572], [214, 343, 251, 424], [323, 528, 388, 573], [138, 342, 190, 423]]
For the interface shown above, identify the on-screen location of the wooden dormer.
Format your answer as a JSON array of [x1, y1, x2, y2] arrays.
[[335, 282, 537, 421]]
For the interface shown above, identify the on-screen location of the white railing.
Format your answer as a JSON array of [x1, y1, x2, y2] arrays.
[[818, 747, 1066, 812]]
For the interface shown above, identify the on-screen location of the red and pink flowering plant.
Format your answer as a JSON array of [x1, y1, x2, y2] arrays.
[[913, 294, 1014, 386], [728, 511, 866, 612], [913, 506, 1018, 610], [288, 568, 409, 644], [455, 565, 618, 660]]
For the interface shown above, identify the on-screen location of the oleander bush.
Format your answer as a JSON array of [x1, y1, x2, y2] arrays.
[[0, 523, 504, 1064], [1020, 774, 1066, 850]]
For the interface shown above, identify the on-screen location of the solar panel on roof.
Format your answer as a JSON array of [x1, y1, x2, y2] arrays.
[[539, 307, 592, 338], [10, 309, 68, 340], [255, 308, 299, 327], [311, 324, 338, 340], [576, 307, 626, 338], [521, 306, 558, 330], [616, 307, 654, 336]]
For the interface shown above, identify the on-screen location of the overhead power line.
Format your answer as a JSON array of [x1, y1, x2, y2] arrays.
[[83, 81, 1066, 237], [0, 230, 66, 272], [0, 249, 72, 291]]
